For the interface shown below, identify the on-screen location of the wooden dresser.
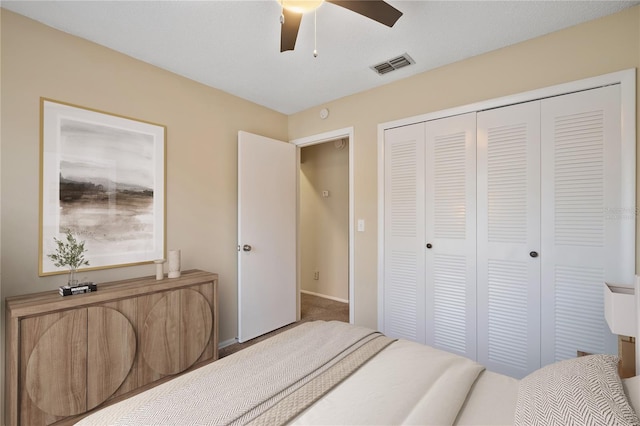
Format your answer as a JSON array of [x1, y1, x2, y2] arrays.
[[5, 269, 218, 426]]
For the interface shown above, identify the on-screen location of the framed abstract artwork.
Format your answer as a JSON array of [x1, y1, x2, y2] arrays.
[[39, 98, 166, 276]]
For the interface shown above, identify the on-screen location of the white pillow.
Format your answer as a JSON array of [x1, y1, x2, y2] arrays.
[[514, 354, 640, 426], [623, 375, 640, 416]]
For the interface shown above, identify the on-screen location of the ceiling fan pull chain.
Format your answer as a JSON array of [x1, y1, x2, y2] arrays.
[[313, 9, 318, 57]]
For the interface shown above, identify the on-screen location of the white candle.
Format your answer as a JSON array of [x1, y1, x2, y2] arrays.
[[154, 259, 165, 280], [168, 249, 181, 278]]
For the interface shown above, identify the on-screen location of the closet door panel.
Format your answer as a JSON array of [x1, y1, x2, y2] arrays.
[[540, 85, 625, 365], [477, 102, 541, 378], [425, 112, 477, 359], [383, 124, 426, 343]]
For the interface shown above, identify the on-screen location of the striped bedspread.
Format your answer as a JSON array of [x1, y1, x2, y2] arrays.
[[80, 321, 394, 426]]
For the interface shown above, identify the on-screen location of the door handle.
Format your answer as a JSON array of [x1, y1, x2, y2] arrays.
[[530, 251, 539, 258], [243, 244, 252, 252], [426, 243, 433, 249]]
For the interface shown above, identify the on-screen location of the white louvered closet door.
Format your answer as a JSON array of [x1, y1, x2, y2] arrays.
[[540, 85, 629, 365], [425, 113, 477, 360], [383, 124, 426, 343], [477, 101, 542, 379]]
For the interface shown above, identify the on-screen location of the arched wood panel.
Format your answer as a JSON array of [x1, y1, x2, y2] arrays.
[[25, 309, 88, 417], [25, 307, 136, 417], [181, 288, 215, 368], [141, 289, 212, 375], [86, 307, 136, 410]]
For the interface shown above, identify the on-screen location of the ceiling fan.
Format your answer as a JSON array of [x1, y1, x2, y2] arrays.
[[279, 0, 403, 53]]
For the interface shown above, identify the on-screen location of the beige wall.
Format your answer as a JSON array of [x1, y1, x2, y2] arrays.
[[300, 140, 349, 301], [288, 6, 640, 329], [0, 11, 288, 417]]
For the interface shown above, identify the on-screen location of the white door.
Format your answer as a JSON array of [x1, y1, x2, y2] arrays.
[[383, 123, 426, 343], [477, 101, 542, 379], [238, 131, 296, 342], [424, 112, 477, 360], [540, 85, 623, 364]]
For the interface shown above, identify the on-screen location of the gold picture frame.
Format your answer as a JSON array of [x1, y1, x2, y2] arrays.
[[39, 98, 166, 276]]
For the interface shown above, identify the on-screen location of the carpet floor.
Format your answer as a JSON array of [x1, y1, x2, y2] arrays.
[[218, 293, 349, 358]]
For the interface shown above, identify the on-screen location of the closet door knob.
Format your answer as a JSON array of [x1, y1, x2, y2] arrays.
[[426, 243, 433, 249], [530, 251, 539, 258]]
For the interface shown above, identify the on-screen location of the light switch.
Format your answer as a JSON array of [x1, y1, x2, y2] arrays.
[[322, 190, 330, 197], [357, 219, 365, 232]]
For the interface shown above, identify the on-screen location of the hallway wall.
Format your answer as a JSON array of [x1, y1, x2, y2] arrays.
[[300, 139, 349, 301]]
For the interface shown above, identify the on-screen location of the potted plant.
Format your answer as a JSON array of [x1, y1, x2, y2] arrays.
[[47, 229, 90, 287]]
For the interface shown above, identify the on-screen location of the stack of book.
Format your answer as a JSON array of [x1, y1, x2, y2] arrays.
[[59, 282, 98, 296]]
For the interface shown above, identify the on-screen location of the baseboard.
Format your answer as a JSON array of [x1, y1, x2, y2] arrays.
[[218, 337, 238, 349], [301, 289, 348, 304]]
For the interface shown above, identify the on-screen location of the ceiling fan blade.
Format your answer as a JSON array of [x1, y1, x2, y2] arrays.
[[281, 8, 303, 52], [327, 0, 402, 27]]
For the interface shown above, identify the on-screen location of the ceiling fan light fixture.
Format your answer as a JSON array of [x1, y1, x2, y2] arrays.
[[279, 0, 402, 53], [281, 0, 324, 14]]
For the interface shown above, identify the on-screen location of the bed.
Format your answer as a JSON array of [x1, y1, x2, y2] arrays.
[[77, 320, 640, 425]]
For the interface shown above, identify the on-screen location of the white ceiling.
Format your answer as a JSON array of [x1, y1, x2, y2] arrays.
[[3, 0, 639, 114]]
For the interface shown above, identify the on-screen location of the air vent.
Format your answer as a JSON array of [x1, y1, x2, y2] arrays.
[[371, 53, 415, 75]]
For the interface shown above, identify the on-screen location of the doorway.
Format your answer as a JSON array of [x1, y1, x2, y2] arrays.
[[300, 139, 349, 321], [293, 127, 354, 323]]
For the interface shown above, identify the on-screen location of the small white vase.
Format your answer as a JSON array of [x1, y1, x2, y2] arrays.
[[168, 250, 181, 278], [154, 259, 165, 280]]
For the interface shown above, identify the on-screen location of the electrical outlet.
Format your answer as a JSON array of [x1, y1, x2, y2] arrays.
[[313, 271, 319, 280]]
